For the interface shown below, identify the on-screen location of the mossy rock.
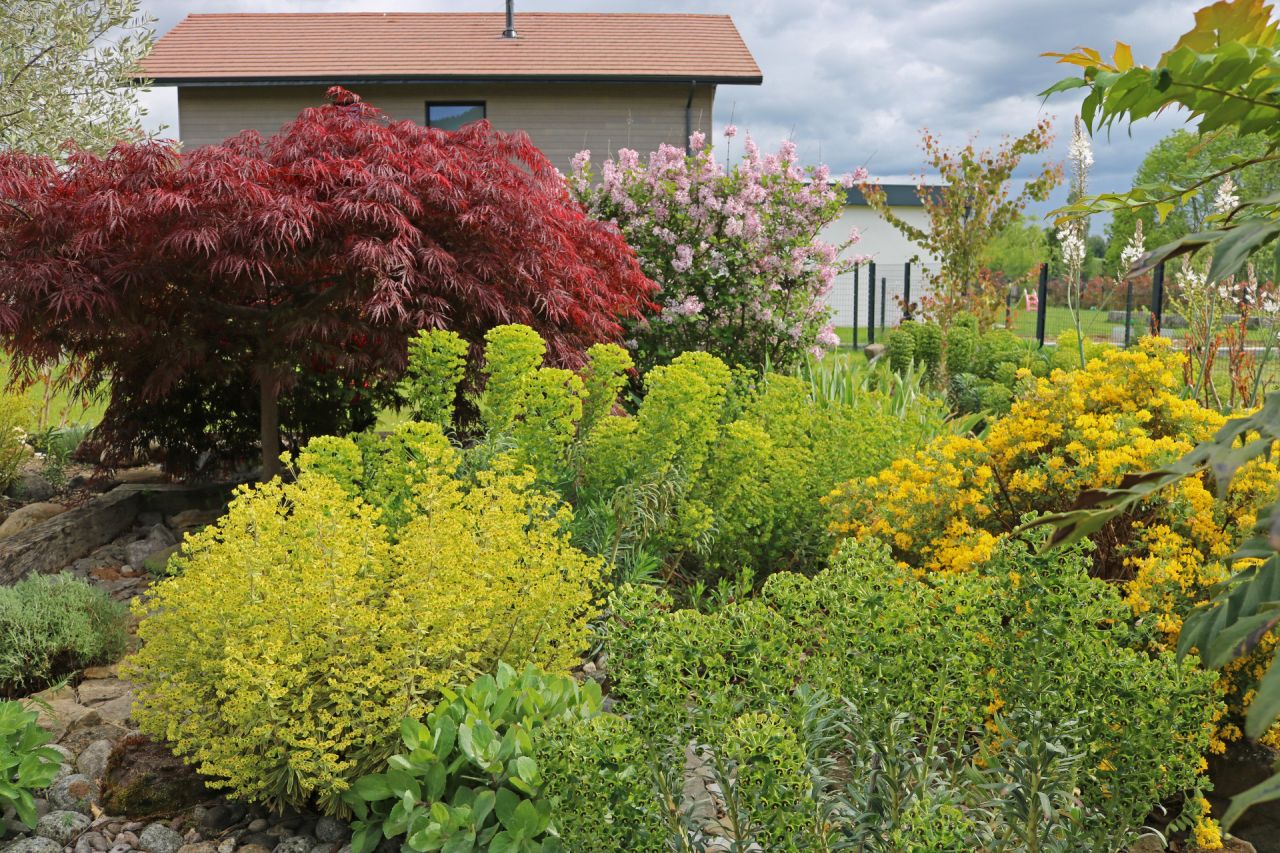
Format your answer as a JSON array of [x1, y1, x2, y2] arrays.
[[100, 735, 210, 817]]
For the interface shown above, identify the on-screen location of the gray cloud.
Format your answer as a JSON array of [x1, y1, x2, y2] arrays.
[[137, 0, 1208, 225]]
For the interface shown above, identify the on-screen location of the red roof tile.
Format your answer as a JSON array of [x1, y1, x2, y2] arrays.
[[140, 12, 762, 85]]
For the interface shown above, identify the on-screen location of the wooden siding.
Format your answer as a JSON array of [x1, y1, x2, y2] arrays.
[[176, 82, 716, 170]]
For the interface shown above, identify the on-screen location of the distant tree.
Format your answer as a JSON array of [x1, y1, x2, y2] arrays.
[[981, 216, 1049, 281], [0, 88, 656, 478], [860, 121, 1062, 326], [2, 0, 154, 157], [1103, 129, 1280, 277]]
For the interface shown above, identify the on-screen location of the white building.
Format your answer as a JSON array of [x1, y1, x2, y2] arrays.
[[820, 184, 937, 336]]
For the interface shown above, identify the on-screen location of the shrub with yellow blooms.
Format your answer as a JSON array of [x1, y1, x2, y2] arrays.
[[127, 421, 601, 815], [825, 336, 1280, 750]]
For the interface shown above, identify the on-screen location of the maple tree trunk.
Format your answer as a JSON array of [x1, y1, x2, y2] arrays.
[[259, 374, 282, 481]]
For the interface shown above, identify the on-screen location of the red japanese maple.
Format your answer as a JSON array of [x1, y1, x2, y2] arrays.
[[0, 88, 654, 477]]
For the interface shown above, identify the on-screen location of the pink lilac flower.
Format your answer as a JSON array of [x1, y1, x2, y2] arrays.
[[723, 124, 738, 139], [672, 244, 694, 273]]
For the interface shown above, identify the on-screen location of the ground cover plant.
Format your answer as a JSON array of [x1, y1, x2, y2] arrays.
[[0, 573, 127, 697], [126, 421, 602, 816], [569, 129, 856, 374], [0, 700, 63, 836], [0, 87, 655, 478]]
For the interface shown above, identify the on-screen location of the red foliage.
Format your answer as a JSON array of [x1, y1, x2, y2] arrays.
[[0, 88, 655, 475]]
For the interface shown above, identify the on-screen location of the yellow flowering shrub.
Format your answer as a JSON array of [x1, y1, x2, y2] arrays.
[[127, 422, 601, 815], [825, 337, 1280, 746]]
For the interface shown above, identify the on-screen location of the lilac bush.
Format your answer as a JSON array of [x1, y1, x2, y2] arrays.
[[570, 129, 866, 372]]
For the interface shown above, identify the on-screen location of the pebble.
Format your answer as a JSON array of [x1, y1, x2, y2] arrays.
[[115, 833, 140, 849], [108, 844, 133, 853], [137, 824, 183, 853], [272, 835, 315, 853], [86, 833, 110, 852], [216, 841, 235, 853], [238, 833, 276, 850], [123, 823, 144, 834], [47, 774, 100, 815], [35, 810, 91, 845], [176, 845, 218, 853], [246, 820, 269, 833], [306, 846, 334, 853], [237, 845, 272, 853]]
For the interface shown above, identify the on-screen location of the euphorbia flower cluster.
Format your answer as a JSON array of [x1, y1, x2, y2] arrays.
[[570, 129, 866, 371]]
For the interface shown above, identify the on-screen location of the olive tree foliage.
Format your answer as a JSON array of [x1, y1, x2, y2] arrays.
[[1, 0, 155, 157]]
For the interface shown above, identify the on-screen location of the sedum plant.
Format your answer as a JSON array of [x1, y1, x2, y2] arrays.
[[127, 421, 601, 815], [0, 700, 63, 836], [344, 664, 600, 853]]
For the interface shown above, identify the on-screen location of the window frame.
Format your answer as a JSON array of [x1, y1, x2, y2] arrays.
[[425, 101, 487, 130]]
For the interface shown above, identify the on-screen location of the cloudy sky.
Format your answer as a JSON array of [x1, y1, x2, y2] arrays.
[[137, 0, 1205, 227]]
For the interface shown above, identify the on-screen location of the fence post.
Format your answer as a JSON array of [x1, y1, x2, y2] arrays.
[[866, 261, 876, 345], [1151, 261, 1165, 336], [1035, 262, 1049, 348], [1124, 279, 1134, 348], [880, 277, 887, 333], [902, 262, 912, 320], [852, 265, 860, 349]]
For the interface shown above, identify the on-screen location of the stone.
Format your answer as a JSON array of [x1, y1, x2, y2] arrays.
[[76, 739, 114, 781], [272, 837, 314, 853], [311, 819, 346, 845], [47, 774, 100, 814], [100, 736, 209, 818], [238, 834, 275, 850], [215, 841, 234, 853], [246, 821, 268, 834], [107, 845, 133, 853], [3, 837, 65, 853], [115, 833, 139, 848], [36, 810, 91, 845], [77, 680, 130, 706], [0, 503, 66, 538], [124, 527, 177, 572], [91, 691, 135, 725], [7, 472, 56, 503], [59, 722, 129, 758], [137, 824, 183, 853], [864, 343, 886, 361], [141, 545, 180, 576], [81, 665, 118, 680], [112, 467, 166, 485], [164, 510, 222, 533], [176, 845, 218, 853], [306, 845, 334, 853], [85, 834, 109, 852], [237, 846, 272, 853]]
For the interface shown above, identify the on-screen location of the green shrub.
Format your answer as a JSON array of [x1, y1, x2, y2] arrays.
[[399, 328, 469, 428], [0, 700, 63, 835], [128, 422, 602, 815], [0, 574, 126, 696], [907, 320, 943, 376], [402, 326, 945, 586], [605, 537, 1219, 842], [884, 324, 917, 374], [944, 322, 979, 375], [344, 664, 599, 853]]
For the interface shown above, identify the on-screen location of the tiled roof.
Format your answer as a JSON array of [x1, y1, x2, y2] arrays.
[[140, 12, 762, 85]]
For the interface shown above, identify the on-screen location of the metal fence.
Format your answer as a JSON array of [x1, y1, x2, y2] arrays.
[[831, 260, 1182, 350]]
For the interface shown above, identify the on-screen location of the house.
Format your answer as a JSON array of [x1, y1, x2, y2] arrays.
[[819, 183, 939, 334], [138, 9, 762, 171]]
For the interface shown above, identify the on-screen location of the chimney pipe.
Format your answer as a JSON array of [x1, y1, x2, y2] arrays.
[[502, 0, 517, 38]]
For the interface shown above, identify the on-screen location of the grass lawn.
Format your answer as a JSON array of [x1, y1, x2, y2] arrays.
[[0, 353, 104, 431]]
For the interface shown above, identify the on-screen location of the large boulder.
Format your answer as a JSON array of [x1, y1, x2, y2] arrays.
[[6, 472, 55, 503], [0, 503, 66, 538], [124, 525, 177, 569], [100, 736, 209, 817]]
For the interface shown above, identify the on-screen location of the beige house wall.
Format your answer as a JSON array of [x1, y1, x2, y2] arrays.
[[176, 82, 716, 170]]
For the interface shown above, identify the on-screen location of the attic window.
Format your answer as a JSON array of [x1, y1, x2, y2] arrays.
[[426, 102, 486, 130]]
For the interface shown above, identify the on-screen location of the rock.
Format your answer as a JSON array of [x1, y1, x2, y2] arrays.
[[77, 680, 130, 706], [83, 834, 109, 852], [36, 810, 91, 845], [237, 846, 272, 853], [176, 845, 218, 853], [306, 846, 334, 853], [76, 739, 114, 781], [100, 736, 208, 818], [112, 467, 166, 485], [0, 502, 66, 538], [272, 836, 314, 853], [91, 691, 135, 725], [246, 820, 268, 834], [7, 472, 56, 503], [164, 510, 222, 533], [59, 723, 129, 758], [137, 824, 182, 853], [141, 545, 180, 576], [238, 834, 275, 850], [115, 833, 139, 848], [124, 526, 177, 571], [216, 840, 234, 853], [3, 837, 65, 853], [864, 343, 886, 361], [47, 774, 100, 814], [311, 819, 346, 845], [81, 665, 118, 680]]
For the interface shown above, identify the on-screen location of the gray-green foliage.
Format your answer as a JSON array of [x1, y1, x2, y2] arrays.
[[2, 1, 155, 157], [0, 573, 127, 695]]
